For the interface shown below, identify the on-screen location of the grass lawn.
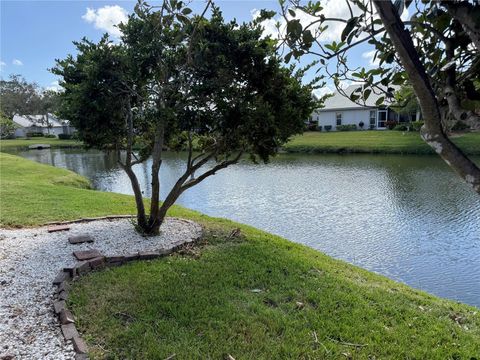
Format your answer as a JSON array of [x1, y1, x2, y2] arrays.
[[0, 138, 82, 152], [284, 131, 480, 155], [1, 153, 479, 359]]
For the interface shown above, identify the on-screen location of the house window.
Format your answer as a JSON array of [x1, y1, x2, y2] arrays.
[[336, 113, 342, 126], [369, 110, 376, 127]]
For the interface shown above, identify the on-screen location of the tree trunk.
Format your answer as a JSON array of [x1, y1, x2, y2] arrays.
[[373, 0, 480, 194], [442, 1, 480, 50], [147, 119, 165, 235], [124, 165, 148, 230]]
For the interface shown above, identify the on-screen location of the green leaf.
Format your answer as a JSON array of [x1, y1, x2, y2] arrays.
[[375, 96, 385, 106], [369, 68, 382, 76], [350, 93, 360, 101], [286, 20, 303, 39], [341, 17, 358, 42], [288, 9, 296, 17], [181, 7, 192, 15], [363, 89, 372, 100], [324, 43, 335, 51], [303, 30, 314, 46], [284, 52, 293, 64]]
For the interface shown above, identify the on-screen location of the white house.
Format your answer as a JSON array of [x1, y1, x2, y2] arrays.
[[12, 114, 75, 138], [311, 85, 420, 130]]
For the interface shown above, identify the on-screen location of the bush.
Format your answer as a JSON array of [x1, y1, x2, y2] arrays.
[[26, 132, 44, 137], [44, 134, 56, 138], [336, 124, 357, 131], [385, 120, 398, 130], [359, 121, 364, 129], [369, 124, 375, 130], [393, 124, 409, 131], [318, 126, 322, 132], [451, 121, 470, 131], [58, 133, 73, 140], [411, 121, 424, 131], [324, 125, 332, 131], [307, 123, 318, 131], [0, 116, 16, 139]]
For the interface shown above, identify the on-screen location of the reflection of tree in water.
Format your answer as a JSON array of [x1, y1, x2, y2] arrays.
[[381, 155, 477, 218]]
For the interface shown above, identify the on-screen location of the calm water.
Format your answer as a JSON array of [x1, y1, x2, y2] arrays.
[[13, 148, 480, 307]]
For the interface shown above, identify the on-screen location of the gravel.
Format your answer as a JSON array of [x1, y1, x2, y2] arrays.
[[0, 218, 202, 360]]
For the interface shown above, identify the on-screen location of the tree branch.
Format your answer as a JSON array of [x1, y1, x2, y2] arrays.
[[374, 0, 480, 194]]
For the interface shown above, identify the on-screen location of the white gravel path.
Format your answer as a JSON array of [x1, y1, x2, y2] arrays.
[[0, 218, 202, 360]]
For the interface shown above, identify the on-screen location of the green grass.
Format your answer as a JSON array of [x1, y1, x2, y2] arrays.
[[284, 131, 480, 155], [0, 138, 82, 152], [0, 152, 137, 227], [1, 153, 479, 358]]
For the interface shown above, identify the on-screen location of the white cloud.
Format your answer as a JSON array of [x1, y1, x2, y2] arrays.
[[12, 59, 23, 66], [0, 60, 6, 71], [362, 50, 380, 67], [82, 5, 128, 38], [253, 1, 410, 42], [46, 80, 63, 92], [252, 1, 363, 42]]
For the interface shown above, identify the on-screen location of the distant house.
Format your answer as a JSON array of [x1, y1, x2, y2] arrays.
[[311, 85, 421, 130], [12, 114, 75, 138]]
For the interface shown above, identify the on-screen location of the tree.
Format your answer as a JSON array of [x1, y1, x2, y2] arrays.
[[267, 0, 480, 194], [53, 1, 315, 235], [0, 75, 62, 132], [0, 111, 16, 138], [0, 75, 42, 119], [391, 85, 420, 119]]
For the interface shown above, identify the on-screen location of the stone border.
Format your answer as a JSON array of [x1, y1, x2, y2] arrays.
[[45, 215, 135, 226], [52, 241, 195, 360]]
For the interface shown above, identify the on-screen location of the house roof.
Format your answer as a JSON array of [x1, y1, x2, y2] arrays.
[[12, 114, 69, 128], [318, 84, 396, 112]]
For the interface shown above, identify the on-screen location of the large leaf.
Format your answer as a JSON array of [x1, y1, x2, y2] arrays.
[[341, 17, 359, 42]]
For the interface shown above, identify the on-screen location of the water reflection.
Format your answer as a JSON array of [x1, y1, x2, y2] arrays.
[[11, 148, 480, 307]]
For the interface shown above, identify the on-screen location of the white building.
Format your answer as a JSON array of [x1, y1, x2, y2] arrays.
[[311, 85, 420, 130], [12, 114, 75, 138]]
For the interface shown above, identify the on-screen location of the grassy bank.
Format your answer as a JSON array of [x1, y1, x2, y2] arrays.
[[0, 138, 83, 152], [284, 131, 480, 155], [1, 153, 479, 358]]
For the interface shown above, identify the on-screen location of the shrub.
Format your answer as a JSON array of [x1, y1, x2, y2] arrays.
[[318, 126, 322, 132], [385, 120, 398, 130], [359, 121, 364, 129], [324, 125, 332, 131], [0, 116, 16, 138], [369, 124, 375, 130], [58, 133, 73, 140], [336, 124, 357, 131], [393, 124, 409, 131], [26, 132, 44, 137], [451, 121, 470, 131], [44, 134, 56, 138], [307, 123, 318, 131], [411, 121, 424, 131]]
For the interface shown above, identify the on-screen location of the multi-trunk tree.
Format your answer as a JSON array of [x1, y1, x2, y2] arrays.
[[267, 0, 480, 193], [53, 1, 315, 235]]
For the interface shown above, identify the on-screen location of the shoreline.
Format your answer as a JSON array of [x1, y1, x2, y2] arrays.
[[1, 152, 479, 358]]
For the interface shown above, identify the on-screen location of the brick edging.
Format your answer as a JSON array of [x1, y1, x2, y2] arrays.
[[52, 243, 193, 360]]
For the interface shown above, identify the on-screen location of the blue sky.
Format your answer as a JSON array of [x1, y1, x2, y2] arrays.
[[0, 0, 387, 94]]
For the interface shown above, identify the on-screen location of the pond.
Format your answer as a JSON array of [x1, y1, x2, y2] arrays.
[[12, 148, 480, 307]]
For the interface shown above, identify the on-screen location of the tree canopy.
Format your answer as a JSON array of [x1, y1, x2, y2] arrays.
[[0, 74, 61, 127], [53, 1, 315, 234], [264, 0, 480, 193]]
